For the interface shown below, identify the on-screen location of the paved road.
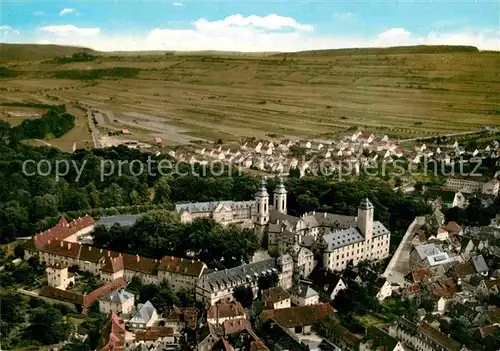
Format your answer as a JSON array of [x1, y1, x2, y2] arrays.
[[400, 130, 480, 142], [383, 216, 425, 285], [87, 109, 101, 148]]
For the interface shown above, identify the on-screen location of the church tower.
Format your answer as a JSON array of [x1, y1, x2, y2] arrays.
[[255, 177, 269, 226], [357, 198, 374, 241], [273, 177, 287, 214]]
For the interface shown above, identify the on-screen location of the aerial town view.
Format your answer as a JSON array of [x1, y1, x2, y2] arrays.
[[1, 1, 500, 350]]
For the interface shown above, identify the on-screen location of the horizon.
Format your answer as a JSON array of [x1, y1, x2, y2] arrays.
[[1, 1, 499, 52]]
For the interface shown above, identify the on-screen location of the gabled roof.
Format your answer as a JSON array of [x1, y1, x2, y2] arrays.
[[364, 326, 400, 351], [291, 281, 319, 299], [134, 327, 174, 341], [411, 267, 433, 283], [262, 286, 290, 304], [207, 301, 245, 320]]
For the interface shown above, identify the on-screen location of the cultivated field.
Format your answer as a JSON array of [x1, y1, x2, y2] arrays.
[[1, 45, 499, 145]]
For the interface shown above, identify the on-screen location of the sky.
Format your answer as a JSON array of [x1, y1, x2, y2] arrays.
[[1, 0, 499, 52]]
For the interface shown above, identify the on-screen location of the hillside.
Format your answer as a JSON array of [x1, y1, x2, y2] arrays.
[[0, 43, 97, 61], [1, 44, 499, 145]]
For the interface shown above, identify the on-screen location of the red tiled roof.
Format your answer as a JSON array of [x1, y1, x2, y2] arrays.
[[259, 303, 334, 328], [412, 268, 433, 283], [158, 255, 205, 277], [34, 216, 95, 248], [222, 318, 252, 334], [207, 301, 246, 320]]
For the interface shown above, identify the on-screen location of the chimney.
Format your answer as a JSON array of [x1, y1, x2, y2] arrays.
[[136, 255, 140, 262]]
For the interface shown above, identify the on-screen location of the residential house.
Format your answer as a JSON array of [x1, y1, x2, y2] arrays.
[[206, 301, 246, 325], [373, 278, 392, 301]]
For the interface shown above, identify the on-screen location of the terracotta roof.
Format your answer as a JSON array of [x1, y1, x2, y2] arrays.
[[418, 322, 461, 351], [479, 325, 499, 338], [262, 286, 290, 304], [485, 280, 500, 290], [98, 313, 126, 351], [158, 255, 205, 277], [121, 253, 158, 275], [207, 301, 246, 320], [411, 267, 433, 283], [259, 303, 334, 328], [134, 327, 174, 341], [39, 285, 83, 305]]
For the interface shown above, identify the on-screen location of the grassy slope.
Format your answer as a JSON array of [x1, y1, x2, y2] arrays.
[[1, 44, 499, 143]]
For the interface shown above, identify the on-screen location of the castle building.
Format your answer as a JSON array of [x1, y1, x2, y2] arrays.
[[315, 199, 391, 272]]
